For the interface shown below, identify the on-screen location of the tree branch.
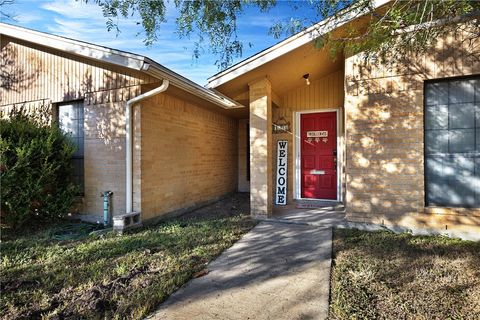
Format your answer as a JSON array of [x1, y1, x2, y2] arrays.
[[397, 10, 480, 35]]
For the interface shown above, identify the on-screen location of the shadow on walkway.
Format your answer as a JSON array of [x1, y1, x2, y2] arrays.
[[148, 221, 332, 320]]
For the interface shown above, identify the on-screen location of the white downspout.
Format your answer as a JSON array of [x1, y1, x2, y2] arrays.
[[125, 79, 169, 213]]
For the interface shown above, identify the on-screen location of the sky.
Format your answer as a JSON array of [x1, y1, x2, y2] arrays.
[[1, 0, 320, 85]]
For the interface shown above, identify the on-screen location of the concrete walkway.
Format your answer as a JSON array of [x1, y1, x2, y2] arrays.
[[272, 204, 346, 227], [147, 220, 333, 320]]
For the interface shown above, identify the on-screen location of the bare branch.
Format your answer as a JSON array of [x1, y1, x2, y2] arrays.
[[397, 10, 480, 35]]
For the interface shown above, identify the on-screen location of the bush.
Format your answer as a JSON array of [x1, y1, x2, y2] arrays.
[[0, 106, 77, 228]]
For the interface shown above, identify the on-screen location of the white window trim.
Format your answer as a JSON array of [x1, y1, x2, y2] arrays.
[[293, 108, 344, 202]]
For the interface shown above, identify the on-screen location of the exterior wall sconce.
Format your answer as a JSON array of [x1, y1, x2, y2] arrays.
[[303, 73, 310, 86]]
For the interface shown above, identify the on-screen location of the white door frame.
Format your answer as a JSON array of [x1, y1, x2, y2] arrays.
[[293, 109, 343, 202]]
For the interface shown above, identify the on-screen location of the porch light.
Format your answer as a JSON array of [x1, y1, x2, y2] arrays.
[[303, 73, 310, 86]]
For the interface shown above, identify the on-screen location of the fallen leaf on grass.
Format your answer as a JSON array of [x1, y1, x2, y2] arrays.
[[192, 269, 209, 278]]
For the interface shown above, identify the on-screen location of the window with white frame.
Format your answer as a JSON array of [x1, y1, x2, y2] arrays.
[[58, 101, 85, 193], [425, 77, 480, 208]]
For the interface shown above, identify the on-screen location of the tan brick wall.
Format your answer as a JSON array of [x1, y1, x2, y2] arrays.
[[82, 86, 143, 217], [238, 119, 250, 192], [132, 104, 142, 213], [344, 29, 480, 232], [140, 92, 238, 220], [83, 100, 126, 216], [249, 78, 273, 217]]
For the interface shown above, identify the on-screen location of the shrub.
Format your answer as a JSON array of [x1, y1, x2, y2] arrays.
[[0, 106, 77, 228]]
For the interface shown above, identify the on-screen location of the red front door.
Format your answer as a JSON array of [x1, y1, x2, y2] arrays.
[[301, 112, 337, 199]]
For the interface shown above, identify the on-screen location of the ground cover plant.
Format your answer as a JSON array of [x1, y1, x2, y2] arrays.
[[1, 194, 256, 319], [330, 228, 480, 319]]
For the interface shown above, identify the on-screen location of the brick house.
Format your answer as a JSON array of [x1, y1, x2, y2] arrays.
[[1, 2, 479, 238], [0, 23, 242, 225]]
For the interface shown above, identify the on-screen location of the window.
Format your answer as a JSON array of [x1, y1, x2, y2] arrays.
[[58, 101, 85, 193], [425, 77, 480, 208]]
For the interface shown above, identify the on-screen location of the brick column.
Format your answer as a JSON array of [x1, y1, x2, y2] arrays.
[[249, 78, 273, 218]]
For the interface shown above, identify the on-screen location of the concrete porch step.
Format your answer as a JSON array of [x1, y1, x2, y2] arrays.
[[295, 199, 344, 211]]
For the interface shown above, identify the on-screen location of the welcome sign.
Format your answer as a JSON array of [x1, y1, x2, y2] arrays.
[[275, 140, 288, 205]]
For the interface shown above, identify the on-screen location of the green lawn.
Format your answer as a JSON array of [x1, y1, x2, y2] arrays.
[[1, 214, 256, 319], [330, 228, 480, 319]]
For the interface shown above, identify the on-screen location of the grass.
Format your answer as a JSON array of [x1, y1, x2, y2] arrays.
[[1, 214, 257, 319], [330, 228, 480, 319]]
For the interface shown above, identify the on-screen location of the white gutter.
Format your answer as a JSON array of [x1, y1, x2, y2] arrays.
[[144, 59, 244, 109], [125, 79, 169, 214]]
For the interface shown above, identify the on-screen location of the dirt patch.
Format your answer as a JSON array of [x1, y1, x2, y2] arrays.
[[179, 192, 250, 220], [5, 266, 154, 319], [1, 194, 256, 320], [59, 266, 154, 319]]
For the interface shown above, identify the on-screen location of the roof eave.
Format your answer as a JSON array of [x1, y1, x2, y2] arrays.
[[0, 23, 147, 70], [0, 22, 244, 110], [145, 59, 244, 109], [206, 0, 391, 89]]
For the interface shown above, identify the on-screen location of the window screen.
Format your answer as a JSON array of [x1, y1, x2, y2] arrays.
[[425, 77, 480, 208], [58, 101, 85, 193]]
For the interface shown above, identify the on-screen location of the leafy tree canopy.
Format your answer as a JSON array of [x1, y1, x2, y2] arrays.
[[76, 1, 480, 69]]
